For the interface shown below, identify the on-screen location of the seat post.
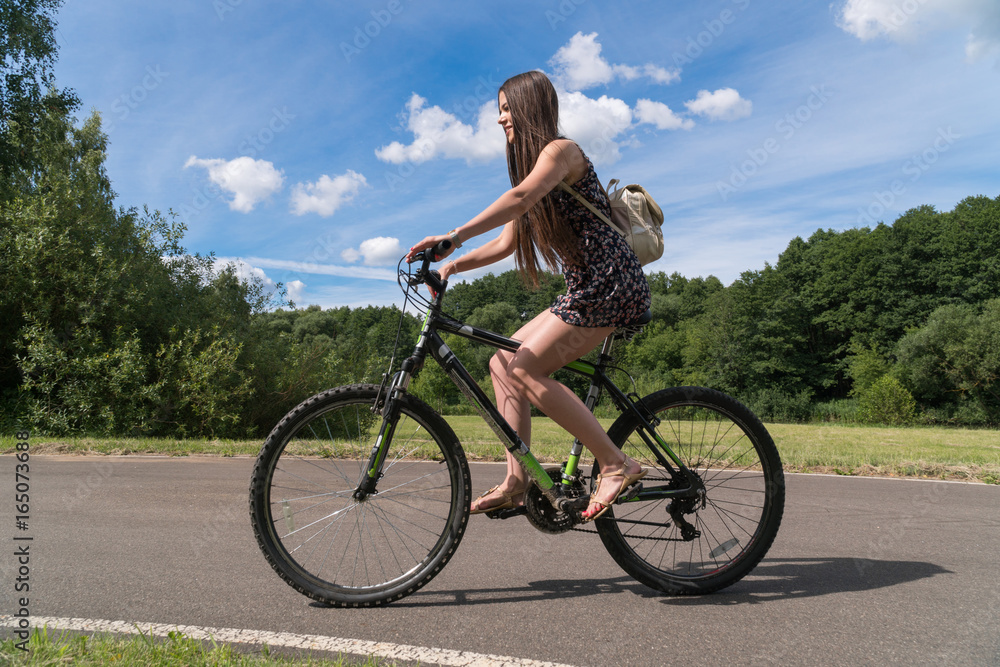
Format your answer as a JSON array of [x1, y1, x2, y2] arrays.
[[599, 334, 617, 360]]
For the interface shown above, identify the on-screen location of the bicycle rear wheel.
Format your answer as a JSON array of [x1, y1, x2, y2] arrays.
[[249, 384, 470, 607], [595, 386, 784, 595]]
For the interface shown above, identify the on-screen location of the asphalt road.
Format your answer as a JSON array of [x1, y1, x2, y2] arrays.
[[2, 455, 998, 666]]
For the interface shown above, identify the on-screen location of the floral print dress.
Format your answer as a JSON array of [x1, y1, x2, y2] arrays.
[[549, 154, 652, 328]]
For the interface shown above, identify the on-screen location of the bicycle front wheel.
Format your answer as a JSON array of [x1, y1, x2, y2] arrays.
[[249, 384, 470, 607], [595, 386, 784, 595]]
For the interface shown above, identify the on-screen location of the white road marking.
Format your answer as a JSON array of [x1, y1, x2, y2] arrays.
[[0, 615, 576, 667]]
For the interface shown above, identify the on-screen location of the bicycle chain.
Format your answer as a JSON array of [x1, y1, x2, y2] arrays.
[[568, 475, 690, 541], [570, 525, 690, 542]]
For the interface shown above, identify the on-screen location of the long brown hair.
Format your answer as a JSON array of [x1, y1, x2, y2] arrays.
[[500, 71, 583, 287]]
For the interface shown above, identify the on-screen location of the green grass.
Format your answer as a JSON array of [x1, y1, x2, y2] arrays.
[[2, 416, 998, 483], [0, 628, 394, 666], [766, 422, 1000, 482], [0, 434, 262, 457], [446, 416, 1000, 483]]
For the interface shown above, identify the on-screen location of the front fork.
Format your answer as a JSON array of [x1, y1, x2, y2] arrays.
[[354, 364, 414, 500], [354, 361, 563, 506]]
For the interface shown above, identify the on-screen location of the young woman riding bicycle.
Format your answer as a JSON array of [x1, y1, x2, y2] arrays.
[[406, 70, 652, 521]]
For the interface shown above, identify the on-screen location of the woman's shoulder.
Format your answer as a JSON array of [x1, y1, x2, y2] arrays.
[[542, 139, 588, 184], [543, 138, 582, 158]]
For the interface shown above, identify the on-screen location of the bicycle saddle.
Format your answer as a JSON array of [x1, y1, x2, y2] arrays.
[[615, 309, 652, 340]]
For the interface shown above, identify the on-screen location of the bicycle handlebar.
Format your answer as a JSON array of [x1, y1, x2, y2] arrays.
[[406, 239, 453, 293]]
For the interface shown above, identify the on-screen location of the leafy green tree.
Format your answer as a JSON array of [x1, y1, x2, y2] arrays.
[[844, 343, 891, 397], [894, 299, 1000, 424], [1, 0, 79, 202]]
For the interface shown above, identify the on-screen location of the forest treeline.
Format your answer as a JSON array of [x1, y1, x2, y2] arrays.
[[3, 3, 998, 437]]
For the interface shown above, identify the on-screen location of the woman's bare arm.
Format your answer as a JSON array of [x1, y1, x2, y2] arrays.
[[406, 139, 585, 262]]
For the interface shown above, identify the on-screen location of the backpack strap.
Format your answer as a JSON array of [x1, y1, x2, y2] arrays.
[[556, 181, 621, 232]]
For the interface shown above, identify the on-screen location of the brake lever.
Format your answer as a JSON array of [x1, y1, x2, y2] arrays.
[[406, 240, 452, 284]]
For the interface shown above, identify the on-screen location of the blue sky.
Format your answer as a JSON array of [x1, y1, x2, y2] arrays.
[[53, 0, 1000, 310]]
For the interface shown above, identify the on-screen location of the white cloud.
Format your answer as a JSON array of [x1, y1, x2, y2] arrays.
[[549, 32, 679, 91], [634, 99, 695, 131], [213, 257, 300, 304], [558, 90, 634, 165], [837, 0, 1000, 62], [237, 256, 398, 281], [375, 94, 506, 165], [838, 0, 916, 41], [550, 32, 615, 90], [341, 236, 405, 267], [372, 33, 723, 169], [214, 257, 275, 289], [684, 88, 753, 121], [966, 32, 1000, 62], [286, 279, 306, 304], [184, 156, 284, 213], [290, 170, 367, 217], [614, 63, 680, 85]]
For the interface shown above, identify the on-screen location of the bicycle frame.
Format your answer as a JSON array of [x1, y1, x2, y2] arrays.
[[357, 258, 703, 513]]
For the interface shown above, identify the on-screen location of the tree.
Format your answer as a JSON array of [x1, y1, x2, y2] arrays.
[[1, 0, 79, 202], [894, 299, 1000, 425]]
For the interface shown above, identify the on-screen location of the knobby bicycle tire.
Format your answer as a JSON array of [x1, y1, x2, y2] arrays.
[[595, 386, 784, 595], [249, 384, 470, 607]]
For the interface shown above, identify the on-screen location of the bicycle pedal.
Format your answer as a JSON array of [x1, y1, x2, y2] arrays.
[[616, 482, 643, 504], [561, 496, 591, 511], [486, 506, 527, 520]]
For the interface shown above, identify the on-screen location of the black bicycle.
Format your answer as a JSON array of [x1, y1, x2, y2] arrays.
[[249, 242, 784, 607]]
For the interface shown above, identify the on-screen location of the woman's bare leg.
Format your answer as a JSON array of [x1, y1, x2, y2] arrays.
[[471, 315, 547, 512], [501, 310, 644, 519]]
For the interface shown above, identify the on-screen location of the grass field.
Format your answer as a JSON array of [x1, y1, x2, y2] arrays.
[[3, 417, 997, 483], [0, 628, 389, 666]]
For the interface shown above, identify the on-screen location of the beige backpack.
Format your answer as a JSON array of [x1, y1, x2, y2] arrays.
[[558, 179, 665, 266]]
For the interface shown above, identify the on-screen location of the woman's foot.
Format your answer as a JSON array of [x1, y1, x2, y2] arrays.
[[470, 482, 526, 514], [582, 458, 647, 521]]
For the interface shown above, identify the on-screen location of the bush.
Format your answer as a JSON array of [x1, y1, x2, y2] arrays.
[[810, 398, 860, 423], [856, 375, 917, 425], [153, 327, 254, 437], [18, 323, 158, 435], [744, 387, 814, 423]]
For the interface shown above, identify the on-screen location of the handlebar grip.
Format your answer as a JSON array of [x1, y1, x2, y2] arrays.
[[431, 239, 452, 262]]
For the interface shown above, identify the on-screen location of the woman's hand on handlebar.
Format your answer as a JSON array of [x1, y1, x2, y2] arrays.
[[406, 235, 453, 263]]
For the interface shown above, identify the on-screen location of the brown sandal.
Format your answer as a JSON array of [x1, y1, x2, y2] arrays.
[[470, 485, 525, 514], [582, 465, 648, 522]]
